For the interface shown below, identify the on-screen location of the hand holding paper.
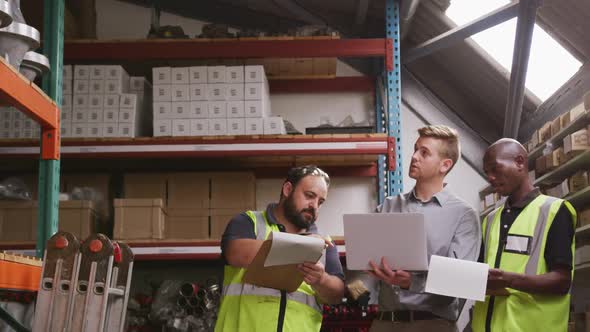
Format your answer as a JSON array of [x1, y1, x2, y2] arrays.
[[264, 231, 326, 267]]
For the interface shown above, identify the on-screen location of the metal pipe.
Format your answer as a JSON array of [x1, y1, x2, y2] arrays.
[[0, 0, 12, 29], [503, 0, 541, 138], [179, 283, 197, 297]]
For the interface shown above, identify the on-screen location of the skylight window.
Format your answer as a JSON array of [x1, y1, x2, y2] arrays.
[[446, 0, 582, 101]]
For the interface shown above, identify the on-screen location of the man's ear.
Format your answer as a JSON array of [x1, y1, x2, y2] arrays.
[[282, 181, 293, 198], [440, 159, 453, 174], [515, 155, 526, 171]]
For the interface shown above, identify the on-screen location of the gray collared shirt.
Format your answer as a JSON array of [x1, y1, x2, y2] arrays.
[[365, 185, 481, 321]]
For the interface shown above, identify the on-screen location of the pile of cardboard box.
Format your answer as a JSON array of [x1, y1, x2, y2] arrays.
[[62, 65, 152, 138], [116, 172, 256, 241], [0, 106, 40, 139], [152, 65, 285, 137], [526, 102, 587, 153]]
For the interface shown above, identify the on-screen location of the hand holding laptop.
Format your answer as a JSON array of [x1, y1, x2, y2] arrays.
[[368, 257, 412, 289]]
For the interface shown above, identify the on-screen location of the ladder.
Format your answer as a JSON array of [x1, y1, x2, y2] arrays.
[[32, 232, 134, 332]]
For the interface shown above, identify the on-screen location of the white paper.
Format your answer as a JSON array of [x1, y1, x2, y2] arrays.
[[425, 255, 489, 302], [263, 232, 326, 267]]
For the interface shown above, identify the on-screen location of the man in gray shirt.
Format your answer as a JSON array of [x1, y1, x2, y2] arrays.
[[365, 125, 481, 332]]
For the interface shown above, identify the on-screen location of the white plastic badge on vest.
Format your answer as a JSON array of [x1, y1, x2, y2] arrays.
[[505, 234, 532, 254], [263, 232, 325, 267]]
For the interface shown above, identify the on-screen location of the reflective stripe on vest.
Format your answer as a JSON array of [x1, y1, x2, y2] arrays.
[[252, 210, 267, 240], [222, 282, 322, 313]]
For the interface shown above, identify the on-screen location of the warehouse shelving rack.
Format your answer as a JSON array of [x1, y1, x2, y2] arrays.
[[0, 0, 404, 262]]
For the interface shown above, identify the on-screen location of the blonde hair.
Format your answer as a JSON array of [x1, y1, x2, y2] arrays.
[[418, 125, 461, 173]]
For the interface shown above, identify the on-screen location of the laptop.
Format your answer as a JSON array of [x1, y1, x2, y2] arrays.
[[343, 213, 428, 271]]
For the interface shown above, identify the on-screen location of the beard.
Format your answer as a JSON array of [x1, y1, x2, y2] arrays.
[[283, 194, 317, 230]]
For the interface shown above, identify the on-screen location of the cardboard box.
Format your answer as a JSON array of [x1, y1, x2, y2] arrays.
[[546, 180, 569, 198], [227, 83, 245, 101], [484, 193, 495, 209], [226, 66, 244, 83], [190, 119, 209, 136], [171, 67, 190, 84], [579, 208, 590, 228], [227, 101, 245, 118], [172, 119, 190, 136], [210, 208, 243, 240], [207, 66, 226, 83], [167, 173, 210, 208], [73, 94, 89, 110], [153, 67, 171, 84], [59, 200, 97, 239], [88, 94, 104, 109], [190, 84, 208, 101], [208, 102, 227, 119], [264, 116, 286, 135], [114, 199, 165, 240], [124, 173, 167, 200], [244, 100, 269, 118], [189, 66, 207, 84], [62, 173, 111, 218], [103, 109, 119, 123], [313, 58, 337, 76], [105, 79, 129, 94], [62, 80, 73, 95], [153, 102, 172, 119], [563, 129, 589, 155], [294, 58, 314, 76], [551, 117, 561, 137], [105, 65, 128, 81], [102, 123, 118, 137], [535, 154, 548, 175], [72, 123, 87, 137], [568, 171, 589, 193], [575, 245, 590, 266], [153, 119, 172, 137], [189, 101, 208, 119], [86, 124, 102, 137], [210, 172, 256, 209], [119, 109, 136, 123], [89, 79, 105, 94], [88, 109, 103, 123], [227, 118, 245, 135], [104, 94, 120, 109], [539, 121, 552, 143], [208, 84, 228, 101], [245, 65, 266, 83], [245, 118, 264, 135], [0, 201, 37, 241], [74, 80, 90, 95], [208, 118, 227, 135], [171, 102, 191, 119], [74, 65, 90, 80], [165, 208, 209, 239], [546, 148, 564, 170], [118, 123, 136, 138], [561, 104, 586, 128], [244, 82, 269, 100], [172, 84, 190, 102], [120, 94, 138, 109]]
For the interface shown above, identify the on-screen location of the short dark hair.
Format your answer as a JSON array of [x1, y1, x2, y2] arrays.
[[280, 165, 330, 199]]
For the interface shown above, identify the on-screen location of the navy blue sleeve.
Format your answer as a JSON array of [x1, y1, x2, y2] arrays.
[[307, 223, 344, 280], [544, 204, 575, 271], [220, 212, 255, 264]]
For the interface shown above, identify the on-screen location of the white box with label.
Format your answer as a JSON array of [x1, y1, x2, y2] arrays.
[[171, 102, 191, 119], [208, 84, 227, 101], [74, 80, 90, 95], [72, 123, 88, 138], [207, 66, 226, 83], [208, 101, 227, 118], [119, 109, 137, 123], [63, 65, 73, 79], [153, 102, 172, 119], [227, 83, 244, 101], [172, 119, 190, 136], [153, 67, 171, 84], [89, 65, 106, 80], [190, 119, 208, 136], [105, 79, 129, 94], [189, 101, 208, 119], [171, 67, 190, 84], [244, 82, 269, 100], [73, 94, 89, 110], [227, 101, 245, 118], [105, 65, 128, 81], [208, 118, 227, 136], [103, 109, 119, 123], [245, 65, 266, 83], [88, 109, 104, 123], [10, 128, 23, 139], [264, 116, 286, 135], [87, 124, 103, 138], [102, 123, 119, 137], [104, 95, 120, 109], [153, 120, 172, 137], [244, 100, 270, 118], [74, 65, 90, 80], [89, 80, 105, 94], [62, 80, 73, 95], [118, 123, 136, 138], [189, 66, 207, 84], [226, 66, 244, 83], [73, 109, 88, 122], [88, 94, 104, 109], [60, 109, 72, 122], [227, 118, 245, 135], [245, 118, 264, 135], [60, 123, 72, 138], [62, 94, 73, 109], [172, 84, 190, 102], [120, 94, 138, 109], [153, 85, 172, 102], [130, 76, 152, 92], [190, 84, 208, 101]]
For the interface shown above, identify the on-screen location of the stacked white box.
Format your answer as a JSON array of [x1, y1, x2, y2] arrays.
[[73, 65, 90, 138], [153, 120, 172, 137], [264, 116, 286, 135]]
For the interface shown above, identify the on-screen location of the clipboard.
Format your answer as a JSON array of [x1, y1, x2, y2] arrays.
[[242, 237, 322, 292]]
